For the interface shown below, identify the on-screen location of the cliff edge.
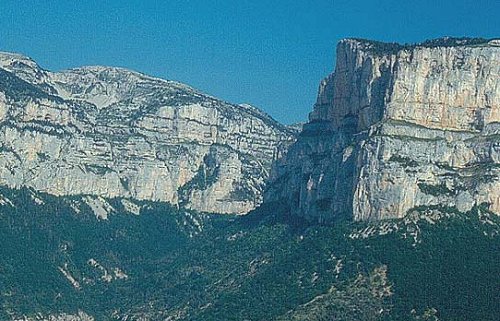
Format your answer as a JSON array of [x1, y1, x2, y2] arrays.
[[265, 37, 500, 222]]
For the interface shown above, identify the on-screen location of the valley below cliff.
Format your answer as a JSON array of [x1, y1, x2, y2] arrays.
[[0, 186, 499, 321]]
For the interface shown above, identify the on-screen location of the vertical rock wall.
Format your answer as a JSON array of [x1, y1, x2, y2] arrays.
[[266, 38, 500, 222]]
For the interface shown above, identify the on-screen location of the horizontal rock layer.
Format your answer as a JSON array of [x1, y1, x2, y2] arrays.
[[265, 38, 500, 222], [0, 53, 295, 214]]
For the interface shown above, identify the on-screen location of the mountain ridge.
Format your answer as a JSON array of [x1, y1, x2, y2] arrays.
[[0, 52, 296, 214], [0, 51, 291, 129]]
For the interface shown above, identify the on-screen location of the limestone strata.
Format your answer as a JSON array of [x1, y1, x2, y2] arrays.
[[0, 53, 295, 214], [266, 38, 500, 222]]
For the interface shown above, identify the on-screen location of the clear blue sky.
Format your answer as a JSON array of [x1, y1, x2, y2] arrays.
[[1, 0, 498, 124]]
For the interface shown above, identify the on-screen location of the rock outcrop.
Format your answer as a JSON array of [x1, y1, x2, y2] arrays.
[[0, 52, 295, 214], [265, 37, 500, 223]]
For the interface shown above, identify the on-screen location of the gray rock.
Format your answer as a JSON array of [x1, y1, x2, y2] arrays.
[[265, 38, 500, 222], [0, 52, 295, 214]]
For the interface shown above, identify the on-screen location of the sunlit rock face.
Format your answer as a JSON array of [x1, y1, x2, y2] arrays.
[[0, 52, 296, 214], [265, 38, 500, 223]]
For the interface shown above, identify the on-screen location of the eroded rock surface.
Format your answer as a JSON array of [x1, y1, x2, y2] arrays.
[[266, 38, 500, 222]]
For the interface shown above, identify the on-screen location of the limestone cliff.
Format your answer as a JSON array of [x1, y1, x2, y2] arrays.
[[265, 37, 500, 223], [0, 52, 295, 214]]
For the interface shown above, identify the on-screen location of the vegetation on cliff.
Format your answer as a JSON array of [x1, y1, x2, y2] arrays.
[[349, 37, 491, 55]]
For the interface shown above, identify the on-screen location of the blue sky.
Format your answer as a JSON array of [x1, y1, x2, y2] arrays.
[[0, 0, 499, 124]]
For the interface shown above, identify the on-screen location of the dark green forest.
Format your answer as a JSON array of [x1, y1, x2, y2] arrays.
[[0, 187, 498, 320]]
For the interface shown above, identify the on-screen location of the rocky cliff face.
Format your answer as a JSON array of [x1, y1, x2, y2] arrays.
[[0, 52, 295, 214], [265, 38, 500, 223]]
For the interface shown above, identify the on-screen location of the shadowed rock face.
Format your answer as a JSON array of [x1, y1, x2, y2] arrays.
[[265, 38, 500, 223], [0, 52, 296, 214]]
